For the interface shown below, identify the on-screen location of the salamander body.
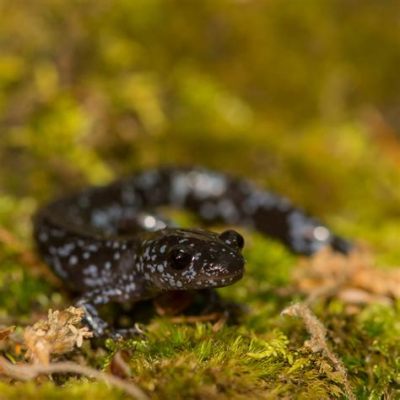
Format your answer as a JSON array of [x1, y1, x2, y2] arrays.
[[33, 167, 350, 336]]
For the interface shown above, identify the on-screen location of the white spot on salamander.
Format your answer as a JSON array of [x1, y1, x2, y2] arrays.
[[88, 244, 99, 252], [157, 265, 164, 273], [69, 255, 78, 265], [84, 264, 98, 277], [313, 226, 330, 241], [39, 232, 48, 242]]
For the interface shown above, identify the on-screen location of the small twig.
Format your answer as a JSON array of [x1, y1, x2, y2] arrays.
[[110, 350, 132, 379], [282, 303, 355, 400], [0, 357, 149, 400], [211, 311, 229, 333]]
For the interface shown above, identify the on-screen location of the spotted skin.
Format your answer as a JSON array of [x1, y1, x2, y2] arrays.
[[33, 167, 350, 337]]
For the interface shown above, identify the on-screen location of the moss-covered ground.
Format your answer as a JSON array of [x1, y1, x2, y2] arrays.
[[1, 1, 400, 398]]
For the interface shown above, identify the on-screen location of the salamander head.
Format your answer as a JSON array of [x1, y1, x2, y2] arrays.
[[140, 228, 245, 290]]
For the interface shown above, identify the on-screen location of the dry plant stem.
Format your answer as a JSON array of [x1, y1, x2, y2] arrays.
[[0, 357, 149, 400], [282, 303, 355, 400], [24, 307, 93, 365], [111, 351, 131, 379]]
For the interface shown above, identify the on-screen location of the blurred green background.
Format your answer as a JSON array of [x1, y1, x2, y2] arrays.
[[2, 1, 400, 398], [2, 0, 400, 261]]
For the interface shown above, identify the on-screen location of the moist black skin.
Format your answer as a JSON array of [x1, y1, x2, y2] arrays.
[[33, 166, 351, 337]]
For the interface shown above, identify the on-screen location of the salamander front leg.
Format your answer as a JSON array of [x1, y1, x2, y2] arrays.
[[76, 297, 109, 337], [76, 288, 144, 338]]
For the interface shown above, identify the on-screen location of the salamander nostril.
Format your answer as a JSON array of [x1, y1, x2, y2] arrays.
[[168, 247, 193, 270], [219, 229, 245, 250]]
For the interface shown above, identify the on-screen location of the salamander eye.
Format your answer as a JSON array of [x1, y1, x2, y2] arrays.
[[168, 248, 193, 270], [219, 230, 245, 249]]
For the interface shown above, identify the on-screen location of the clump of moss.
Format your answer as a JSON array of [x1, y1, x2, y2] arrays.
[[102, 321, 348, 399], [0, 381, 126, 400], [2, 1, 400, 398]]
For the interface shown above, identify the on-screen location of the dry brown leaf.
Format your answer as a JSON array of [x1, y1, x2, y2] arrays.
[[154, 291, 195, 316], [294, 247, 400, 307], [0, 326, 15, 342], [24, 307, 93, 364]]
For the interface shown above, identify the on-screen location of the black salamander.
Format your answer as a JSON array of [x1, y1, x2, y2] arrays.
[[33, 167, 350, 337]]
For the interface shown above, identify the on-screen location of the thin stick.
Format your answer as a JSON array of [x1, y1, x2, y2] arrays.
[[0, 357, 149, 400], [282, 303, 355, 400]]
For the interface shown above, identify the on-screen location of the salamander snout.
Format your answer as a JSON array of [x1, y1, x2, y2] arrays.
[[189, 229, 245, 288], [202, 241, 245, 286]]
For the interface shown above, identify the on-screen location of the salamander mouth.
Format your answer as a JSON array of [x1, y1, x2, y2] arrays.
[[190, 264, 245, 289], [217, 268, 244, 286]]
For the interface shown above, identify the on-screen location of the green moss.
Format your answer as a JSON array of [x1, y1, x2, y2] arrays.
[[101, 322, 348, 399], [0, 381, 126, 400], [1, 0, 400, 398], [0, 261, 55, 317]]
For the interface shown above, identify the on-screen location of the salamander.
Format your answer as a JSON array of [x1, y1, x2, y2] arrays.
[[33, 166, 350, 337]]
